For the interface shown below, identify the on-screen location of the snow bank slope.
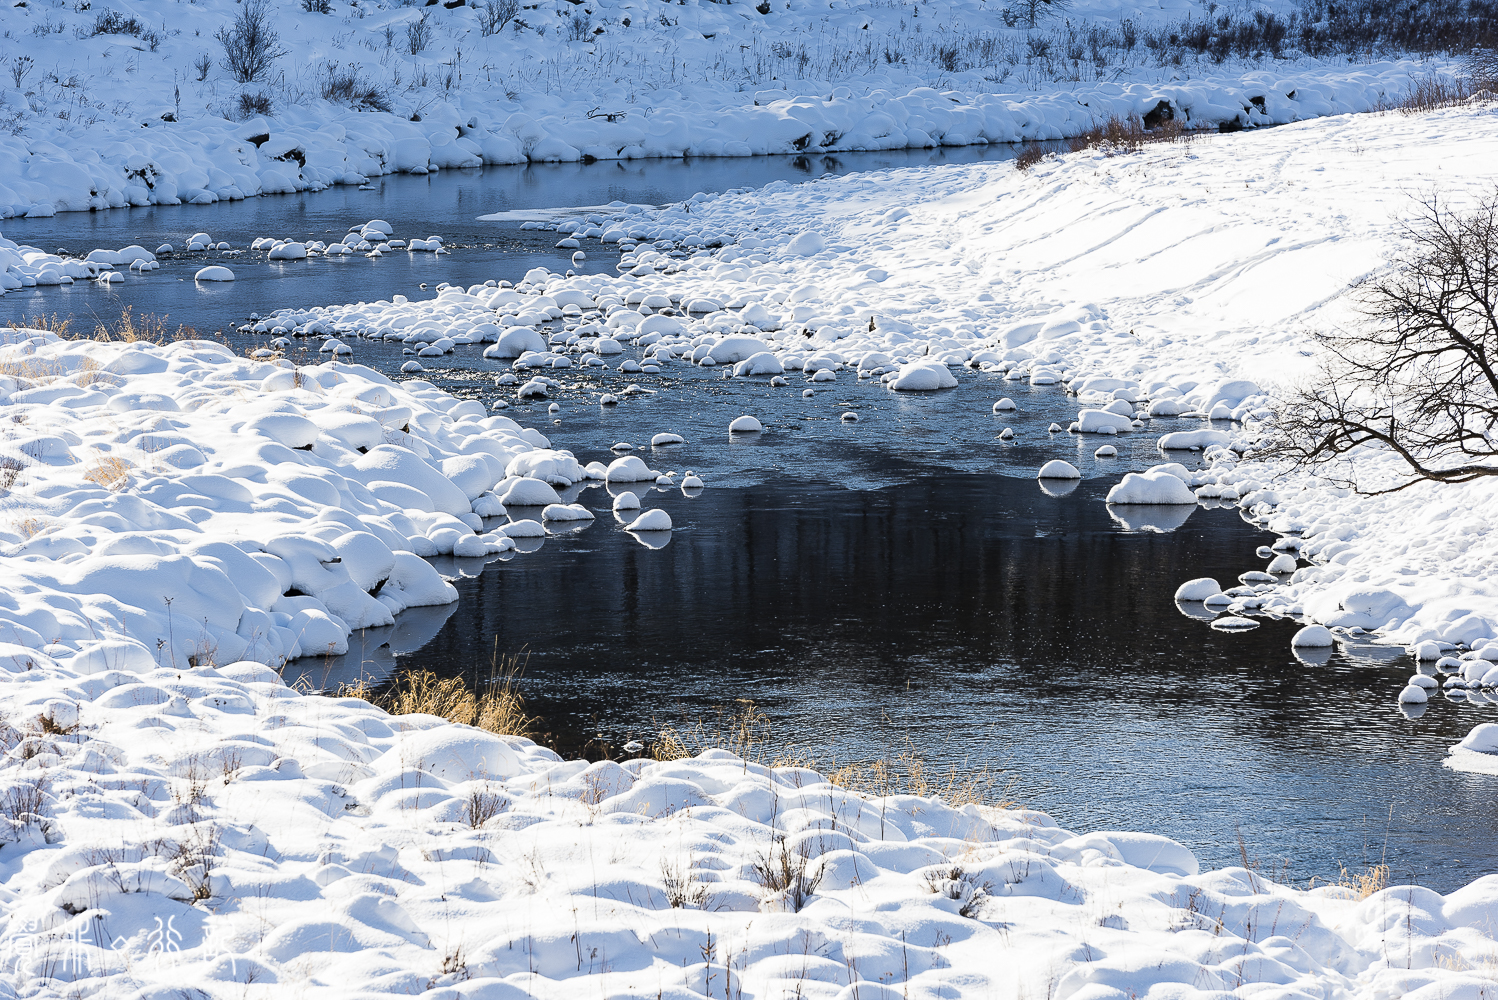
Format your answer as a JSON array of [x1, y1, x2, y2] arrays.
[[0, 329, 566, 669], [0, 0, 1461, 216], [4, 658, 1498, 999]]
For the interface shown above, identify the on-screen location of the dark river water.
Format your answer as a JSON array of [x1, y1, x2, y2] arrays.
[[6, 151, 1496, 894]]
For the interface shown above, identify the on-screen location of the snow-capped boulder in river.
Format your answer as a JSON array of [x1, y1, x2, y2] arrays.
[[484, 327, 547, 359], [626, 509, 673, 531], [1106, 470, 1197, 504], [1292, 625, 1336, 647], [1174, 578, 1222, 602], [605, 456, 658, 482], [888, 362, 957, 391], [699, 336, 770, 365], [1038, 460, 1080, 479]]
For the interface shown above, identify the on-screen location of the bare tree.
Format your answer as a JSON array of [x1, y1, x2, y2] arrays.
[[216, 0, 286, 83], [478, 0, 520, 36], [1270, 191, 1498, 493], [1005, 0, 1072, 29]]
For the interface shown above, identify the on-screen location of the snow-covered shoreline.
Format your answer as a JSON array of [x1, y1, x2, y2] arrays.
[[0, 0, 1465, 219], [0, 59, 1450, 220], [0, 328, 607, 672]]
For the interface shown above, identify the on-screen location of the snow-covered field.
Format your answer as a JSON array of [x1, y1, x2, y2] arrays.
[[0, 0, 1466, 218], [3, 30, 1498, 997]]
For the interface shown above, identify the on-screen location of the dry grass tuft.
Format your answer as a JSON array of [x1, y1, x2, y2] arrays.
[[340, 653, 541, 742], [8, 307, 210, 345], [1013, 143, 1049, 172], [652, 699, 773, 762], [826, 749, 1013, 809], [1310, 863, 1391, 899], [13, 517, 49, 540], [82, 455, 133, 491], [87, 307, 195, 344], [6, 313, 72, 337], [1397, 72, 1474, 113], [1016, 114, 1194, 172]]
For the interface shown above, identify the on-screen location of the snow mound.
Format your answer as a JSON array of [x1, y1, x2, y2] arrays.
[[729, 415, 764, 433], [1174, 579, 1222, 602], [1292, 625, 1336, 647], [1456, 723, 1498, 754], [605, 456, 658, 481], [542, 503, 594, 521], [626, 509, 673, 531], [497, 477, 564, 507], [1106, 470, 1197, 505], [1038, 460, 1081, 479], [1076, 408, 1134, 433], [1158, 429, 1234, 451], [888, 362, 958, 391], [734, 351, 784, 376]]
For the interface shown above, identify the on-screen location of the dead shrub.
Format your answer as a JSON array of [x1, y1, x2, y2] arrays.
[[1399, 71, 1472, 113], [1013, 143, 1049, 171]]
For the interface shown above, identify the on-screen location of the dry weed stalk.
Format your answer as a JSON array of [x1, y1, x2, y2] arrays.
[[1397, 71, 1473, 113], [826, 749, 1013, 809], [13, 517, 49, 540], [1066, 112, 1195, 155], [8, 307, 207, 345], [651, 699, 772, 763]]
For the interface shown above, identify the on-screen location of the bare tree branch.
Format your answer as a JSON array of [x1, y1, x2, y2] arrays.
[[1266, 189, 1498, 493]]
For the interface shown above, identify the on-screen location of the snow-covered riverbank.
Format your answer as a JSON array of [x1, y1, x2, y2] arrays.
[[0, 328, 597, 671], [0, 0, 1466, 218]]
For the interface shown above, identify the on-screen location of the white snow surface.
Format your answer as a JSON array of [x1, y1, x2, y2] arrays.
[[0, 331, 568, 668], [0, 0, 1472, 217]]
